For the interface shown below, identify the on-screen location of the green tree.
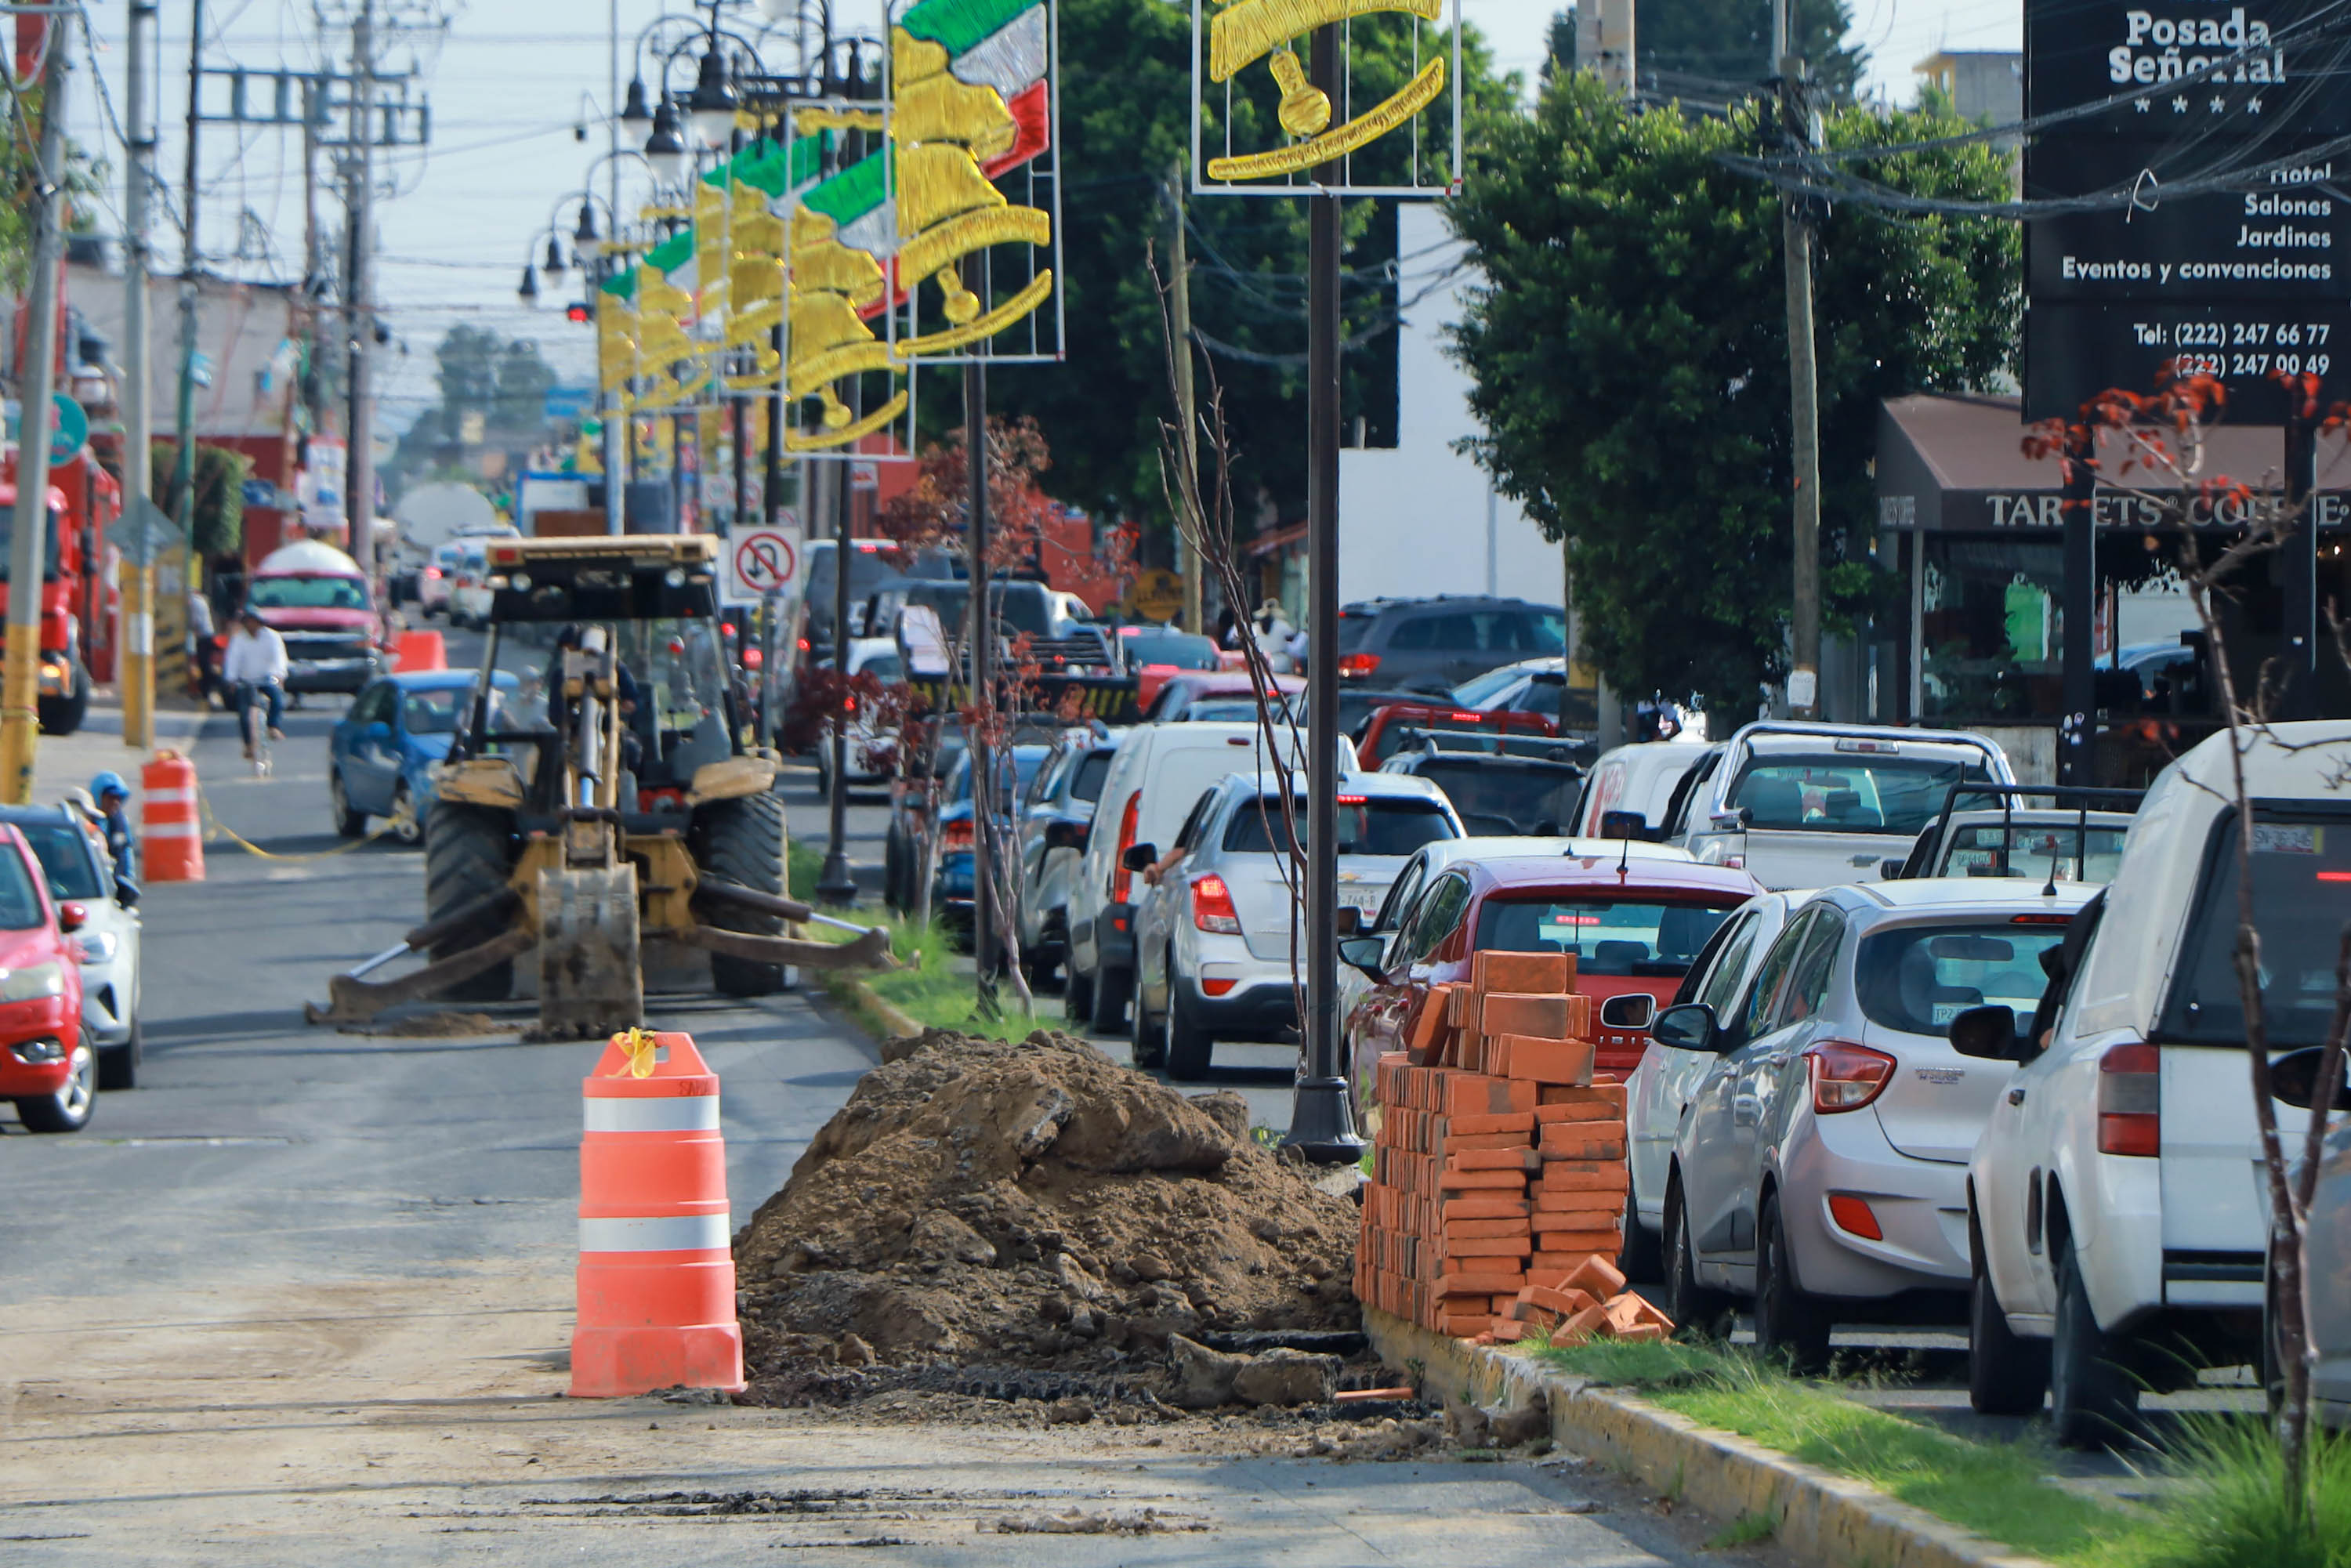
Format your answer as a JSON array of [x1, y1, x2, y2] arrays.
[[150, 440, 250, 558], [984, 0, 1516, 537], [1447, 72, 2016, 714]]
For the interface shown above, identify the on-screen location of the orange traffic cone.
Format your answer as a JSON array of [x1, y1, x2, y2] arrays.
[[393, 629, 446, 672], [139, 751, 204, 882], [569, 1030, 744, 1397]]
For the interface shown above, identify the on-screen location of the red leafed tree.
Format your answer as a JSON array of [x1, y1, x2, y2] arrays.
[[875, 415, 1059, 573]]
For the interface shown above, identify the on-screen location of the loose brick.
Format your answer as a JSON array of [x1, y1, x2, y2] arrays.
[[1491, 1293, 1523, 1313], [1406, 986, 1454, 1051], [1448, 1110, 1537, 1136], [1437, 1168, 1527, 1191], [1436, 1313, 1491, 1336], [1557, 1302, 1610, 1343], [1490, 1317, 1531, 1342], [1473, 949, 1575, 998], [1615, 1323, 1668, 1342], [1534, 1245, 1618, 1272], [1442, 1216, 1533, 1240], [1563, 1256, 1629, 1301], [1482, 994, 1577, 1041], [1505, 1037, 1597, 1085], [1525, 1284, 1599, 1317]]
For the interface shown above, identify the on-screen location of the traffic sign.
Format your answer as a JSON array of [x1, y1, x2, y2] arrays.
[[5, 393, 91, 465], [722, 526, 799, 607], [1127, 568, 1184, 623], [107, 498, 180, 569]]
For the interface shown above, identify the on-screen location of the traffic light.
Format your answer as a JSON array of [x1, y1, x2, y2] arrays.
[[565, 301, 591, 324]]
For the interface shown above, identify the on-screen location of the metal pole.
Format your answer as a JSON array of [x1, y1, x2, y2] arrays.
[[121, 0, 158, 751], [1282, 21, 1362, 1161], [606, 0, 626, 530], [167, 0, 200, 579], [1776, 0, 1820, 719], [2059, 428, 2097, 785], [966, 356, 994, 987], [1169, 159, 1201, 636], [346, 0, 377, 582], [1, 24, 71, 803], [813, 434, 858, 905], [2284, 409, 2319, 719]]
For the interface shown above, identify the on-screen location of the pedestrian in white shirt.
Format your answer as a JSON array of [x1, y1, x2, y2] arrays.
[[223, 607, 289, 757]]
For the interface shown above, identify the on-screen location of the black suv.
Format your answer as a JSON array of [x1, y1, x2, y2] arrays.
[[1378, 737, 1586, 838], [1335, 596, 1567, 692]]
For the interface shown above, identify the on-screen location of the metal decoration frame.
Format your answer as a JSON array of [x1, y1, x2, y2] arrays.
[[1189, 0, 1462, 198]]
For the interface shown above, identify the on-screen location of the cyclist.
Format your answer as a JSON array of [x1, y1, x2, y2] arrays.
[[222, 607, 289, 760]]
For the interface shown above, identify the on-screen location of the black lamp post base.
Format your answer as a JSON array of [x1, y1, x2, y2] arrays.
[[814, 853, 859, 907], [1280, 1076, 1366, 1164]]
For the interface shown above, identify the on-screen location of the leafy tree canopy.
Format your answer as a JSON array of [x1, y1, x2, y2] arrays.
[[983, 0, 1516, 536], [150, 440, 250, 559], [1447, 71, 2016, 715]]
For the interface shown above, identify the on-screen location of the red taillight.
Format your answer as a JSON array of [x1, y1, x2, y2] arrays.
[[2010, 911, 2073, 925], [422, 567, 441, 579], [1828, 1193, 1882, 1240], [797, 637, 810, 652], [1339, 653, 1380, 677], [1111, 791, 1140, 902], [2097, 1041, 2161, 1157], [743, 647, 763, 669], [1336, 794, 1366, 805], [941, 819, 974, 852], [1449, 710, 1481, 723], [1806, 1041, 1896, 1114], [1191, 873, 1241, 934]]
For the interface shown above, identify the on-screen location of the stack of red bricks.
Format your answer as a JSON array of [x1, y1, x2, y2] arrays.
[[1353, 950, 1673, 1345]]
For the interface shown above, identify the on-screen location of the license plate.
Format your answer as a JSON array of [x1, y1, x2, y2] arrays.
[[1339, 887, 1382, 912]]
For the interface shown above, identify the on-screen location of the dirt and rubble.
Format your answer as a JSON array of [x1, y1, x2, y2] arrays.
[[733, 1027, 1391, 1417]]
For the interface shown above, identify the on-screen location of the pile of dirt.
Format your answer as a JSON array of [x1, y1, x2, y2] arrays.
[[734, 1028, 1364, 1407]]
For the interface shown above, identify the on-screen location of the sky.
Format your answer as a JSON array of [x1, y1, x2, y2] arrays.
[[66, 0, 2024, 441]]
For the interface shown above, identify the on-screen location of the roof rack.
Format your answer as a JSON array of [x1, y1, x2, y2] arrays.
[[1400, 726, 1584, 765], [1889, 781, 2147, 882]]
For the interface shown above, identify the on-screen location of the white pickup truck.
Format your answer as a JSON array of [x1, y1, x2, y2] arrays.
[[1665, 722, 2013, 891]]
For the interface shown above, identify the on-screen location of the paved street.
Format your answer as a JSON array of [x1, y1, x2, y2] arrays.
[[0, 695, 1775, 1565]]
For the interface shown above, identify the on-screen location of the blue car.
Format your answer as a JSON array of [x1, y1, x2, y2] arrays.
[[933, 743, 1052, 944], [328, 670, 517, 844]]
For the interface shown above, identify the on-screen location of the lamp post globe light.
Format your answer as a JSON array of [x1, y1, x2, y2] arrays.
[[644, 100, 690, 183], [516, 263, 540, 306], [686, 47, 739, 147], [574, 201, 603, 259], [619, 75, 654, 139], [542, 234, 568, 279]]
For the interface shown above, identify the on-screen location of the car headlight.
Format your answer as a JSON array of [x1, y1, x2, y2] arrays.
[[0, 961, 66, 1001], [71, 931, 118, 964]]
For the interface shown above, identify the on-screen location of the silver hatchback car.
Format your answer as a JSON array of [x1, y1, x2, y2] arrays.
[[1654, 877, 2093, 1368]]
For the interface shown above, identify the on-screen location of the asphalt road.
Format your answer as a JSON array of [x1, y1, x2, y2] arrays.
[[0, 686, 1783, 1565]]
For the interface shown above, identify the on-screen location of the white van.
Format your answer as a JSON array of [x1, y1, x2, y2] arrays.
[[1064, 722, 1357, 1034], [1961, 722, 2342, 1446], [1571, 741, 1711, 838]]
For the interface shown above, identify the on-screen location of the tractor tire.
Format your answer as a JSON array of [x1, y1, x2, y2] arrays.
[[694, 788, 792, 998], [422, 802, 518, 1003], [37, 659, 89, 737]]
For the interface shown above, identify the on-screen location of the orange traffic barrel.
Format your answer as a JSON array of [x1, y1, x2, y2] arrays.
[[393, 629, 446, 672], [570, 1030, 744, 1397], [139, 751, 204, 882]]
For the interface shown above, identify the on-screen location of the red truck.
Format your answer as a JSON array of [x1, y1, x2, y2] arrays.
[[0, 451, 120, 736]]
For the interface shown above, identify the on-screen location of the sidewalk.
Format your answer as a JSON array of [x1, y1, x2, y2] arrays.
[[26, 686, 209, 809]]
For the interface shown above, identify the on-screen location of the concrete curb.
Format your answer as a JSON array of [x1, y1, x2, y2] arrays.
[[829, 972, 926, 1044], [1364, 1307, 2057, 1568]]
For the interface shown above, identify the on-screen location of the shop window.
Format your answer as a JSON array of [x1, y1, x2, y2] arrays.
[[1920, 538, 2063, 720]]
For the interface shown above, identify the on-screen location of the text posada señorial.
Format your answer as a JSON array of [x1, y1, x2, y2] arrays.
[[2109, 7, 2283, 82]]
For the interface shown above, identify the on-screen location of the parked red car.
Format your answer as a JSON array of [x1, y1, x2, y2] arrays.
[[0, 822, 92, 1132], [1341, 850, 1762, 1111]]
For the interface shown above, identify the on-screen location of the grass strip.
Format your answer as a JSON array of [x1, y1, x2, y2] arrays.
[[792, 899, 1069, 1045], [1532, 1340, 2128, 1564]]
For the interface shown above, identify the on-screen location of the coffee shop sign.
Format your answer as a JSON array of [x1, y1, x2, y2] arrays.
[[1979, 490, 2351, 527]]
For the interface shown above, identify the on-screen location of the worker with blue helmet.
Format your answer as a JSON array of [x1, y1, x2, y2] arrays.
[[89, 771, 139, 896]]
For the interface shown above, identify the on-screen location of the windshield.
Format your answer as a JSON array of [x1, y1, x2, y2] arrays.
[[948, 747, 1049, 807], [1451, 667, 1527, 707], [2161, 813, 2351, 1047], [1857, 922, 2069, 1035], [805, 544, 904, 630], [1223, 796, 1457, 856], [1127, 632, 1219, 670], [1475, 896, 1733, 976], [1730, 753, 1990, 837], [1071, 751, 1112, 802], [1420, 761, 1580, 836], [859, 653, 905, 683], [1183, 697, 1294, 722], [401, 685, 492, 736], [0, 506, 63, 584], [902, 581, 1053, 639], [0, 842, 43, 928], [17, 820, 100, 900], [249, 575, 368, 611], [1942, 822, 2128, 884]]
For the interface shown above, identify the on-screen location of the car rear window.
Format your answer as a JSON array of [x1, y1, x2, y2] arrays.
[[1419, 760, 1579, 836], [1071, 751, 1113, 802], [1126, 632, 1219, 669], [1941, 822, 2128, 883], [1857, 922, 2070, 1036], [1729, 754, 1991, 837], [1473, 897, 1733, 976], [1223, 796, 1457, 856], [2160, 813, 2351, 1046]]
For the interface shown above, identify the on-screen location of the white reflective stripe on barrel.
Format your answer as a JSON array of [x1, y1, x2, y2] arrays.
[[584, 1095, 721, 1133], [144, 788, 196, 806], [140, 821, 200, 838], [578, 1212, 732, 1253]]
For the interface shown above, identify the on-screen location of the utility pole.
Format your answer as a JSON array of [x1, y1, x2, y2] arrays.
[[966, 356, 994, 994], [167, 0, 202, 587], [1169, 159, 1201, 636], [1, 24, 72, 802], [1281, 21, 1361, 1162], [346, 0, 378, 582], [1775, 0, 1822, 719], [1578, 0, 1636, 95], [121, 0, 160, 751], [2284, 404, 2320, 719], [606, 0, 628, 532]]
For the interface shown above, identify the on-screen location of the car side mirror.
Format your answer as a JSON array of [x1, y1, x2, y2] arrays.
[[1339, 935, 1386, 979], [364, 719, 393, 741], [1121, 842, 1158, 873], [1948, 1004, 2022, 1061], [2269, 1048, 2351, 1111], [1045, 820, 1089, 853], [1878, 859, 1907, 881], [1599, 809, 1647, 842], [1335, 906, 1362, 937], [56, 901, 86, 934], [1650, 1001, 1720, 1052], [1709, 808, 1751, 832]]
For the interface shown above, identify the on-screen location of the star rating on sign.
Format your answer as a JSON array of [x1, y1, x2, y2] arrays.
[[2211, 95, 2227, 112], [2137, 96, 2152, 110], [2248, 97, 2263, 113], [2173, 95, 2190, 112]]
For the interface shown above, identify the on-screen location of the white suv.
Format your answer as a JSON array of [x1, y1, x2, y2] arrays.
[[1960, 722, 2346, 1446]]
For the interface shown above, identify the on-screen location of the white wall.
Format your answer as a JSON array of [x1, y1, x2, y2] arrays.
[[1338, 205, 1561, 606], [67, 264, 299, 441]]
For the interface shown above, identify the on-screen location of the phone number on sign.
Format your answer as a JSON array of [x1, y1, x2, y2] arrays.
[[2134, 319, 2336, 377]]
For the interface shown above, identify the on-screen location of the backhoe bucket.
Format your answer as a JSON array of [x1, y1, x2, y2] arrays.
[[537, 863, 644, 1038]]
